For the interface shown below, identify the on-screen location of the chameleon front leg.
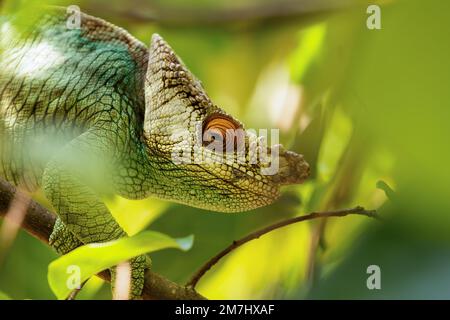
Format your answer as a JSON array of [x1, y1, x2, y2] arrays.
[[42, 130, 148, 299], [49, 218, 83, 255]]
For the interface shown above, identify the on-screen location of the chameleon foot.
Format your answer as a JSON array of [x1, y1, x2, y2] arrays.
[[110, 254, 148, 300]]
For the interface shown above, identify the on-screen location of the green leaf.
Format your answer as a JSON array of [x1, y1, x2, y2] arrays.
[[48, 231, 194, 300], [289, 23, 327, 83], [376, 180, 396, 200], [106, 196, 169, 236]]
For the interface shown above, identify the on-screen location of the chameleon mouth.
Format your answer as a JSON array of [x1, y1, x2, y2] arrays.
[[239, 144, 309, 209], [178, 143, 309, 213]]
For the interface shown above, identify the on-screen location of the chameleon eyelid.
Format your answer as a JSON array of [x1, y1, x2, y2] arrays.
[[202, 114, 242, 151]]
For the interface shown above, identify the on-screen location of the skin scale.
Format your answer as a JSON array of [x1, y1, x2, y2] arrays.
[[0, 8, 309, 298]]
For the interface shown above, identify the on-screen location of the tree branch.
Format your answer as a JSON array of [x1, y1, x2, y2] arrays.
[[0, 178, 205, 300], [187, 206, 380, 288], [0, 176, 380, 297], [85, 0, 378, 29]]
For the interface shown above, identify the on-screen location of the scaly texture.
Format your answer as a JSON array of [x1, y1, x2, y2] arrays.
[[0, 7, 309, 299]]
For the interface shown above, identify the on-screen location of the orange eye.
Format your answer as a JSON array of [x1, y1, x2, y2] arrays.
[[203, 114, 243, 152]]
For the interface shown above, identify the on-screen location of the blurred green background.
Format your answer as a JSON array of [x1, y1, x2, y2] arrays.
[[1, 0, 450, 299]]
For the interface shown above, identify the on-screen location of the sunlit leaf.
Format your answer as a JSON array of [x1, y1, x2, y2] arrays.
[[0, 291, 11, 300], [289, 23, 327, 83], [106, 196, 169, 236], [76, 277, 105, 300], [48, 231, 194, 299]]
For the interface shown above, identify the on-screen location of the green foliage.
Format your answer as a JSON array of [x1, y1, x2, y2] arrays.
[[1, 0, 449, 300], [47, 231, 193, 299], [0, 290, 11, 300]]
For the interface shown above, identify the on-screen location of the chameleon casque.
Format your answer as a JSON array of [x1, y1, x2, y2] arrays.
[[0, 7, 309, 298]]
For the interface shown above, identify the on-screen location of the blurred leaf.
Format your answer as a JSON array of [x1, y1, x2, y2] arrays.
[[290, 23, 327, 83], [376, 180, 395, 200], [106, 196, 170, 236], [290, 103, 329, 179], [48, 231, 193, 299], [198, 221, 312, 299], [0, 229, 57, 299], [0, 290, 11, 300], [76, 277, 105, 300], [316, 107, 353, 184]]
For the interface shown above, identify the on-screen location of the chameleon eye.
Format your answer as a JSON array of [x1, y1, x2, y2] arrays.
[[203, 114, 242, 152]]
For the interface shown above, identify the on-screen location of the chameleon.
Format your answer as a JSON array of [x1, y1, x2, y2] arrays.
[[0, 7, 309, 299]]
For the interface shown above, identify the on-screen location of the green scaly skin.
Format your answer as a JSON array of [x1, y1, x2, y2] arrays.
[[0, 8, 309, 299]]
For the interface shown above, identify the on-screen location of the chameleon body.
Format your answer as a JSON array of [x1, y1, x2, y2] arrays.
[[0, 8, 309, 298]]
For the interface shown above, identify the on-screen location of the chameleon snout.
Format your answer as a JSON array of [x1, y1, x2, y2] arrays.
[[268, 144, 310, 186]]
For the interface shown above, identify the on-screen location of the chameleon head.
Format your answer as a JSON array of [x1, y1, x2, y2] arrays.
[[143, 34, 309, 212]]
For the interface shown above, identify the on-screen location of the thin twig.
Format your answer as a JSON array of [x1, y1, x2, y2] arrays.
[[85, 0, 384, 29], [187, 206, 379, 288]]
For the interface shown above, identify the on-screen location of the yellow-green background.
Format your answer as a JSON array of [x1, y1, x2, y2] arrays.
[[1, 0, 450, 299]]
